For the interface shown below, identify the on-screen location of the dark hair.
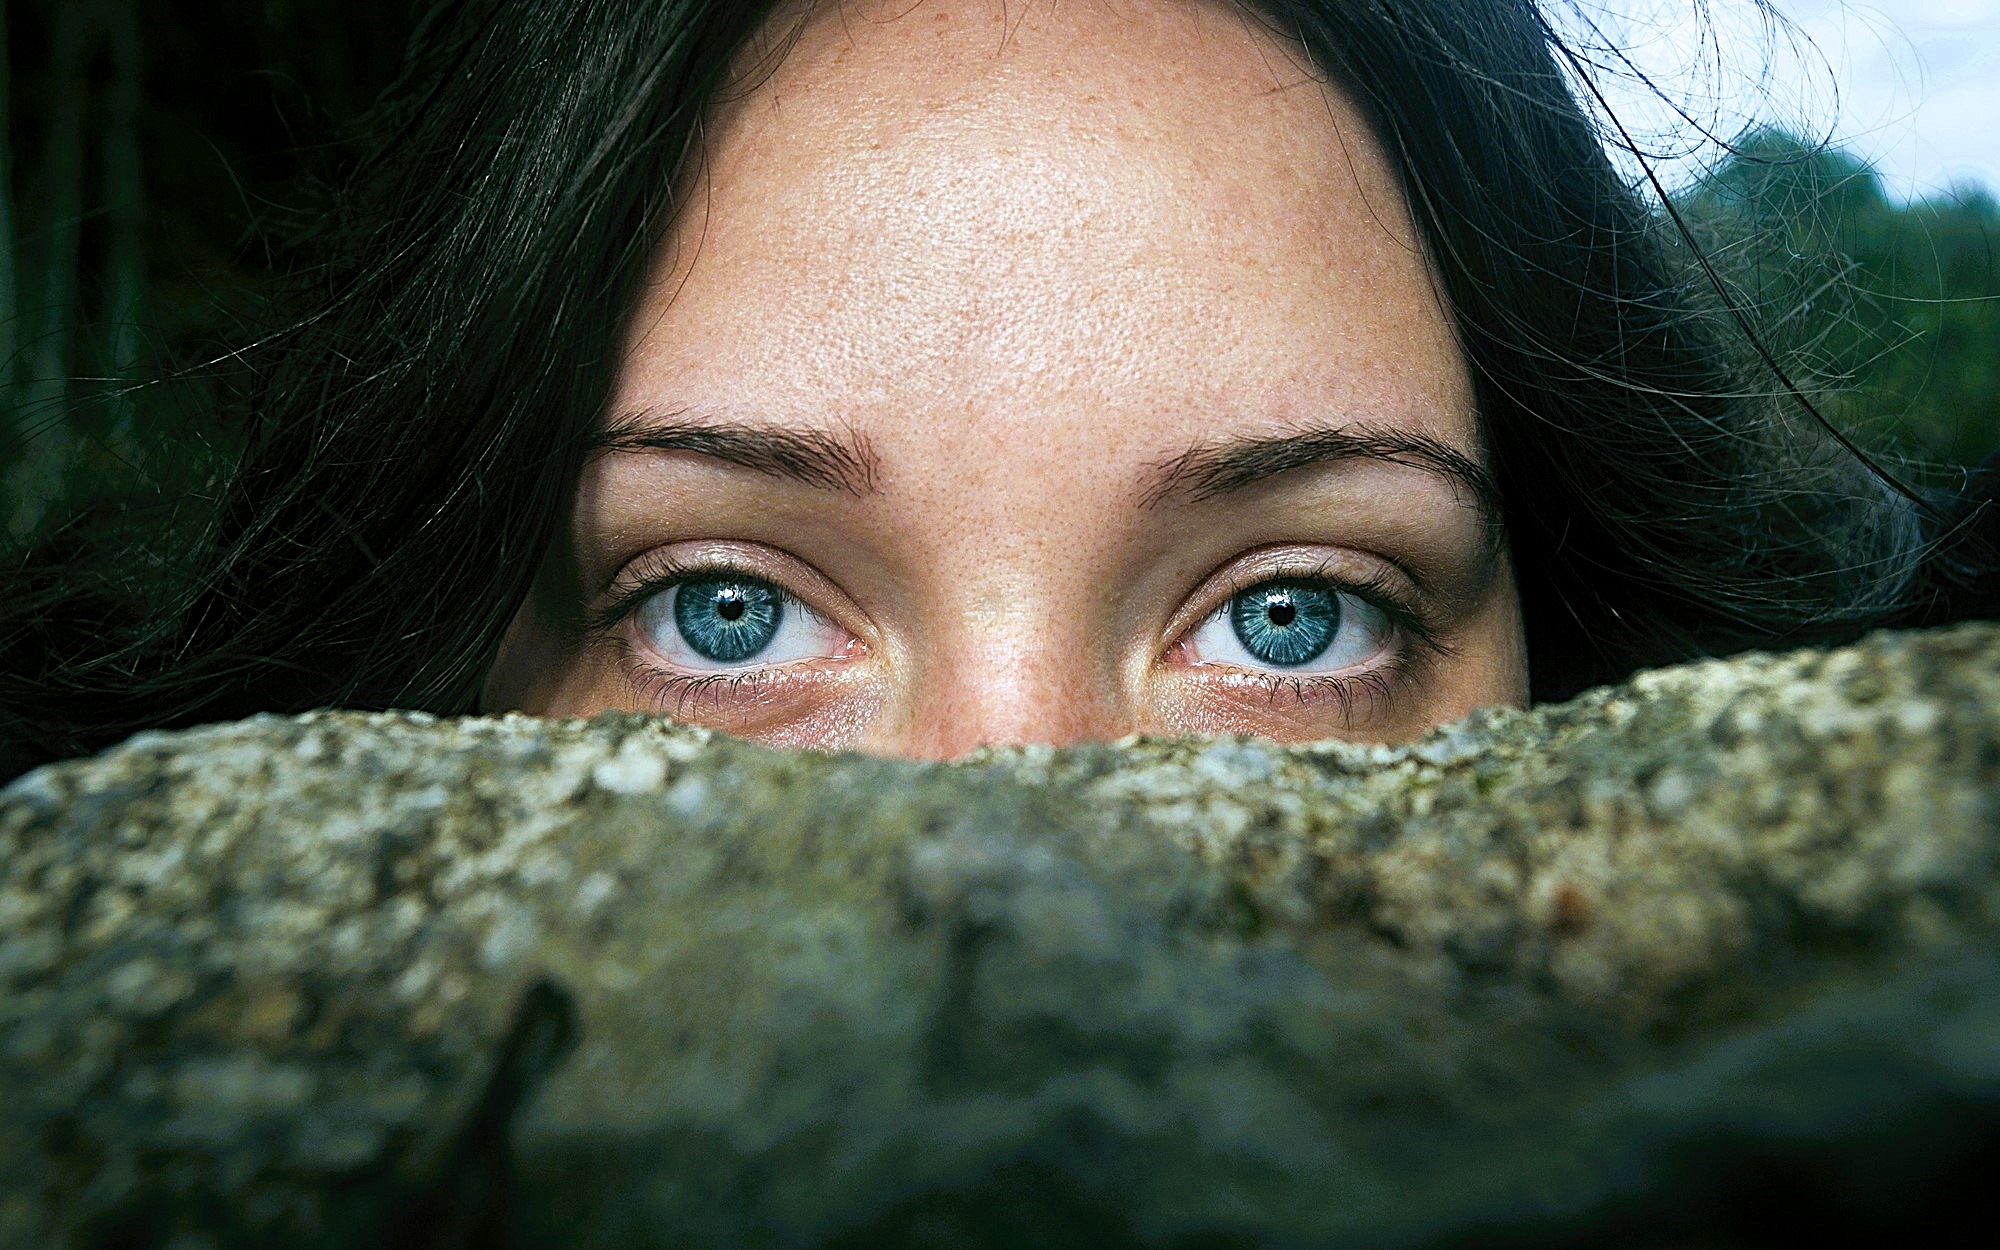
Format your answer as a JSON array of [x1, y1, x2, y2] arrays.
[[0, 0, 1966, 768]]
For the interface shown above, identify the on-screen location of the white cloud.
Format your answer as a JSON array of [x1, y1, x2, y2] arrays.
[[1556, 0, 2000, 199]]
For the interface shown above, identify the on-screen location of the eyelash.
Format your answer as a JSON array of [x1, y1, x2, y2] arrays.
[[590, 550, 758, 636], [638, 667, 777, 718], [586, 552, 810, 715], [590, 551, 1452, 720], [1188, 560, 1452, 723]]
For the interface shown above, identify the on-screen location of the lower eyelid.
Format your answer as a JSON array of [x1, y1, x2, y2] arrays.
[[618, 641, 860, 711], [1168, 650, 1429, 732]]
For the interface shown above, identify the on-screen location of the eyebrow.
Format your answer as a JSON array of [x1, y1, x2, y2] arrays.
[[1142, 423, 1502, 540], [591, 408, 881, 496]]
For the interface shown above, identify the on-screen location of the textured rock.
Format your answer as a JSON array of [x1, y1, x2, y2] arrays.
[[2, 623, 1998, 1249]]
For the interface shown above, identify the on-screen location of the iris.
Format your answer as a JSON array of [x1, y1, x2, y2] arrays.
[[673, 575, 785, 663], [1229, 580, 1340, 667]]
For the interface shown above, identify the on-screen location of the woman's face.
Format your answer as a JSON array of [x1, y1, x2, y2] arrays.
[[484, 0, 1529, 757]]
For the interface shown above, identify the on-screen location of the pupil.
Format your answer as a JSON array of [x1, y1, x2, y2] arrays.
[[1229, 580, 1340, 667], [673, 576, 783, 663]]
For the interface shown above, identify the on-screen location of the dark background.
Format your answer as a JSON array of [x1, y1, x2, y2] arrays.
[[1, 0, 418, 541], [1, 0, 1996, 547]]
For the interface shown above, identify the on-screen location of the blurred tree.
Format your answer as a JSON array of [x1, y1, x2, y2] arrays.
[[1677, 127, 2000, 473], [8, 0, 83, 535], [0, 0, 16, 421], [1, 0, 417, 542]]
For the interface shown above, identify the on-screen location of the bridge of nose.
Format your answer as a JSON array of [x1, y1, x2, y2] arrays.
[[863, 549, 1147, 759], [847, 399, 1188, 759]]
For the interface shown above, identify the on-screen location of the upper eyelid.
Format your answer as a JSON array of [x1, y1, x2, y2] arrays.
[[1167, 548, 1435, 644], [591, 562, 794, 636], [606, 570, 809, 625], [1194, 576, 1443, 664], [589, 544, 863, 642]]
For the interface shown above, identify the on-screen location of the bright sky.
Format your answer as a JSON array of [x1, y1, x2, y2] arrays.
[[1560, 0, 2000, 200]]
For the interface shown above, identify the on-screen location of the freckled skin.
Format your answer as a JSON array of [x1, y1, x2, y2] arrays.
[[484, 0, 1530, 758]]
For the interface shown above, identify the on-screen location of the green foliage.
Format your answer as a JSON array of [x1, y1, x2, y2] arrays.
[[1675, 128, 2000, 470]]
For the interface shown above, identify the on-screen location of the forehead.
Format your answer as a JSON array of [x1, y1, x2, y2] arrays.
[[613, 0, 1474, 466]]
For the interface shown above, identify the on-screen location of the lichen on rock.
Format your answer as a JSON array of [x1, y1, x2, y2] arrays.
[[2, 623, 1997, 1248]]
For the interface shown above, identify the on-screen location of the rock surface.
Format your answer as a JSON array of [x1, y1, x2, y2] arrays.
[[3, 624, 1998, 1249]]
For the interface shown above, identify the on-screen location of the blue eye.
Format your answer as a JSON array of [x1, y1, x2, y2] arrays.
[[634, 573, 845, 671], [1186, 577, 1394, 674], [672, 575, 783, 662], [1228, 580, 1340, 666]]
